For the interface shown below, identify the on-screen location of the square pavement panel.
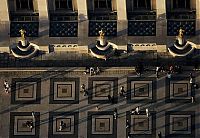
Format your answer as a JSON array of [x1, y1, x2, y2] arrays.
[[50, 78, 79, 104], [165, 111, 195, 137], [127, 77, 156, 103], [10, 112, 40, 138], [88, 111, 117, 138], [88, 77, 118, 104], [166, 77, 195, 103], [49, 112, 79, 138], [126, 111, 156, 137], [11, 78, 41, 104]]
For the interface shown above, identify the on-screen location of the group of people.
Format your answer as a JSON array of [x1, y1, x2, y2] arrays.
[[81, 84, 89, 96], [25, 121, 34, 129], [4, 80, 10, 93], [189, 73, 199, 89], [84, 67, 100, 76], [107, 94, 115, 103], [130, 106, 149, 117], [156, 65, 182, 78], [59, 121, 66, 131]]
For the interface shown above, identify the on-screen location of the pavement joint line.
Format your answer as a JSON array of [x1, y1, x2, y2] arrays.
[[0, 67, 136, 72]]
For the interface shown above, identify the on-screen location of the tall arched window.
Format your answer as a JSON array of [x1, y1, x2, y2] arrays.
[[16, 0, 34, 11], [94, 0, 112, 10], [130, 0, 151, 10], [55, 0, 73, 10], [173, 0, 190, 9]]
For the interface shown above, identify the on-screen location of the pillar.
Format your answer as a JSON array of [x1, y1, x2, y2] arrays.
[[77, 0, 88, 46]]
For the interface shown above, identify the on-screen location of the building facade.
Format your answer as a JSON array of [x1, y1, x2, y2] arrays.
[[0, 0, 199, 53]]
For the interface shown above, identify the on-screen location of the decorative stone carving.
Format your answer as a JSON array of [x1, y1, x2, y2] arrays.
[[89, 29, 118, 60], [168, 28, 196, 57], [10, 29, 40, 59]]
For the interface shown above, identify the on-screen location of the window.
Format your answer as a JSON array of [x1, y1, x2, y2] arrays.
[[131, 0, 151, 10], [55, 0, 73, 10], [173, 0, 190, 9], [94, 0, 112, 10], [16, 0, 34, 11]]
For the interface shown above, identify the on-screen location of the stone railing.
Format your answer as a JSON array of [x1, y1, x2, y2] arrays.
[[51, 44, 89, 53], [129, 43, 167, 52]]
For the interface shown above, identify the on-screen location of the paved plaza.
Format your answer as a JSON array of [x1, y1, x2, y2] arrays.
[[0, 67, 199, 138]]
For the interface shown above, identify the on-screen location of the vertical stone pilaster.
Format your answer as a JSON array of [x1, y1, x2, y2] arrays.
[[116, 0, 127, 37], [196, 0, 200, 44], [77, 0, 88, 46], [37, 0, 49, 37], [0, 0, 10, 40], [156, 0, 167, 37]]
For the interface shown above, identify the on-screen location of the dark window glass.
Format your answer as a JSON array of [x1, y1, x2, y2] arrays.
[[55, 0, 72, 10], [173, 0, 190, 9], [94, 0, 112, 9], [132, 0, 151, 10], [16, 0, 33, 11]]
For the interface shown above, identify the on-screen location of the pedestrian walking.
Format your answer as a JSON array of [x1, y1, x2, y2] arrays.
[[158, 131, 162, 138], [31, 111, 35, 119], [107, 95, 111, 101], [156, 66, 160, 78], [81, 84, 85, 91], [127, 131, 131, 138], [146, 108, 149, 117], [120, 86, 125, 97], [59, 121, 64, 131], [167, 71, 171, 79], [169, 65, 174, 73], [113, 108, 117, 119], [90, 67, 95, 76], [191, 97, 194, 103], [126, 119, 130, 128], [4, 80, 10, 93], [135, 106, 140, 114], [111, 96, 115, 104], [84, 90, 88, 96]]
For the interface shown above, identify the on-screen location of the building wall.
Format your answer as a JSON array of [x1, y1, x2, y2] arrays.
[[0, 0, 199, 51]]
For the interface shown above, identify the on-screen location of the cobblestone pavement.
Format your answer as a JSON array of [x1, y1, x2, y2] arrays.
[[0, 67, 199, 138]]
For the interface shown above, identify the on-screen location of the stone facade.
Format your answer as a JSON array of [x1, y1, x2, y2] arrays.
[[0, 0, 199, 53]]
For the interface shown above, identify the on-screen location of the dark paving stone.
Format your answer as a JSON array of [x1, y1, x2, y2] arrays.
[[49, 78, 79, 104], [165, 111, 195, 138], [165, 77, 195, 103], [126, 111, 156, 138], [127, 77, 157, 103], [10, 112, 40, 138], [11, 78, 41, 104], [87, 111, 117, 138], [88, 77, 118, 104], [48, 112, 79, 138]]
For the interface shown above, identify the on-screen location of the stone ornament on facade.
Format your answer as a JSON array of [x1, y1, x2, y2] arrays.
[[89, 29, 118, 60], [168, 28, 196, 57], [10, 29, 40, 59]]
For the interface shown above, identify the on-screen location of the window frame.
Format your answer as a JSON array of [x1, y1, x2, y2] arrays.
[[55, 0, 73, 11], [172, 0, 190, 9], [94, 0, 112, 11], [130, 0, 151, 11], [16, 0, 34, 11]]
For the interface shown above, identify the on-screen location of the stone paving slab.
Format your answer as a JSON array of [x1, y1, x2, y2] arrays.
[[165, 111, 195, 138], [87, 111, 117, 138], [49, 78, 79, 104], [10, 112, 40, 138], [48, 112, 79, 138], [165, 77, 195, 103], [88, 77, 118, 104], [11, 78, 41, 104], [127, 77, 157, 103]]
